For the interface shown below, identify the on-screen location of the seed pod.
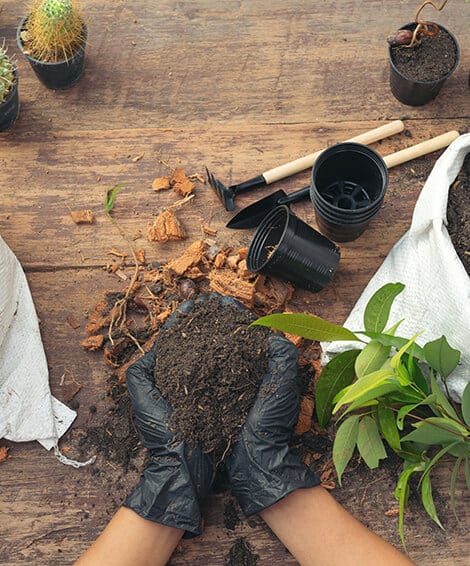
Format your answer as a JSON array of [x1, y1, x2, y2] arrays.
[[387, 29, 413, 47]]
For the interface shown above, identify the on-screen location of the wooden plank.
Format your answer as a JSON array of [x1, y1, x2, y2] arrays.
[[0, 1, 468, 132]]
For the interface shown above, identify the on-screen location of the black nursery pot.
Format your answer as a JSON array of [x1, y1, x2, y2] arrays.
[[0, 67, 19, 132], [247, 205, 340, 293], [310, 142, 389, 242], [17, 17, 87, 90], [389, 22, 460, 106]]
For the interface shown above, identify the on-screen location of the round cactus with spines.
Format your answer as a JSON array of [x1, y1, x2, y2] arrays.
[[24, 0, 84, 62], [0, 45, 15, 104]]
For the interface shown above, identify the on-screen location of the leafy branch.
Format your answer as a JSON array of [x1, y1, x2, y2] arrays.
[[253, 282, 470, 548]]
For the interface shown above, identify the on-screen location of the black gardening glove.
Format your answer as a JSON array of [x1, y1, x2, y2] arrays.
[[225, 334, 320, 516], [123, 307, 215, 536]]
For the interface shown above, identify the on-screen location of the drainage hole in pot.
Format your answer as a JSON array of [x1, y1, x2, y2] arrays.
[[322, 180, 371, 210]]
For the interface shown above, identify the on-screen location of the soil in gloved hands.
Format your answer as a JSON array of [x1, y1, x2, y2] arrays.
[[447, 153, 470, 276], [154, 296, 271, 461]]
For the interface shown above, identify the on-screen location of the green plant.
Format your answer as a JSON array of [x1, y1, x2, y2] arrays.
[[23, 0, 85, 62], [0, 44, 15, 104], [253, 283, 470, 547]]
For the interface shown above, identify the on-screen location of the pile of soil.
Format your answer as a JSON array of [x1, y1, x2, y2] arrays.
[[154, 295, 271, 461], [390, 28, 457, 82], [447, 154, 470, 276], [225, 537, 259, 566]]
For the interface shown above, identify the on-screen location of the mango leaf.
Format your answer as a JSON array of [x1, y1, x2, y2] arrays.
[[333, 415, 360, 485], [401, 417, 469, 446], [420, 441, 461, 483], [315, 350, 360, 428], [338, 382, 399, 418], [394, 462, 425, 549], [423, 336, 461, 379], [390, 333, 422, 370], [332, 369, 395, 413], [448, 442, 470, 458], [396, 394, 436, 430], [104, 183, 125, 215], [355, 340, 391, 378], [403, 353, 429, 394], [363, 282, 405, 333], [421, 473, 444, 529], [252, 313, 360, 342], [450, 456, 464, 522], [430, 374, 460, 421], [462, 382, 470, 427], [360, 332, 425, 361], [357, 416, 387, 469], [378, 404, 401, 451], [465, 458, 470, 491]]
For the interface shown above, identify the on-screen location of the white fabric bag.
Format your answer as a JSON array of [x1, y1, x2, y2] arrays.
[[0, 234, 93, 466], [324, 133, 470, 402]]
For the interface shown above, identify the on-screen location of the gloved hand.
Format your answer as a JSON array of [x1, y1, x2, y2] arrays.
[[123, 317, 215, 536], [225, 333, 320, 516]]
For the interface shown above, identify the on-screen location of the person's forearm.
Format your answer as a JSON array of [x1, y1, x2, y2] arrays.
[[74, 506, 183, 566], [260, 486, 415, 566]]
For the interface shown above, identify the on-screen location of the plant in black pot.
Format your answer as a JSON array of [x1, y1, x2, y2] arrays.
[[387, 0, 460, 106], [0, 43, 19, 132], [17, 0, 87, 89]]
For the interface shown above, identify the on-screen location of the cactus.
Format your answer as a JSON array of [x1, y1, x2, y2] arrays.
[[0, 44, 15, 104], [24, 0, 85, 62]]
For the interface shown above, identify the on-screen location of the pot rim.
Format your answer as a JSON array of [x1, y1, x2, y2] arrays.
[[0, 64, 18, 108], [388, 21, 460, 85]]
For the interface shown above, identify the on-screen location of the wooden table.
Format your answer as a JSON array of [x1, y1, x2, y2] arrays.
[[0, 1, 468, 564]]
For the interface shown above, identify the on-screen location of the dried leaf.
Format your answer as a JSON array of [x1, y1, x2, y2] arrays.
[[152, 176, 171, 191], [147, 210, 187, 242], [70, 210, 94, 224]]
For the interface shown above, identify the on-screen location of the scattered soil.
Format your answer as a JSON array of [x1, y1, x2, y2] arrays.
[[224, 498, 241, 531], [225, 537, 259, 566], [154, 295, 271, 461], [390, 27, 457, 82], [447, 154, 470, 276]]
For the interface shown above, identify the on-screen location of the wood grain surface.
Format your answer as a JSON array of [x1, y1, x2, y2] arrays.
[[0, 1, 469, 564]]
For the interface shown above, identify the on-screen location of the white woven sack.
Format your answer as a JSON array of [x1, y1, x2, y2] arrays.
[[323, 133, 470, 402]]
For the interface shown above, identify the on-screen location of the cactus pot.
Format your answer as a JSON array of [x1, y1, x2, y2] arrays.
[[0, 67, 20, 132], [388, 22, 460, 106], [17, 16, 87, 90]]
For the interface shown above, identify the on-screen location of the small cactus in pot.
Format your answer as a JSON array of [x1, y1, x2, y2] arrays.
[[0, 43, 19, 131], [17, 0, 87, 89]]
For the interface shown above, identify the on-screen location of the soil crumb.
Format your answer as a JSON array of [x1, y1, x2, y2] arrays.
[[447, 154, 470, 275], [390, 27, 457, 82], [224, 498, 241, 531], [225, 537, 259, 566], [154, 295, 271, 461]]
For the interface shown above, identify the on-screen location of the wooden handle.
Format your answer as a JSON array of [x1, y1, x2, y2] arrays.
[[383, 130, 460, 168], [262, 120, 405, 184]]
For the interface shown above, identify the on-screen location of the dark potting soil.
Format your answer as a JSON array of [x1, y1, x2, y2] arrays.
[[390, 28, 457, 82], [225, 537, 259, 566], [447, 154, 470, 275], [154, 296, 271, 460]]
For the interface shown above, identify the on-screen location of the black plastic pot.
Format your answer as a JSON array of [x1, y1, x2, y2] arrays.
[[0, 67, 19, 132], [17, 17, 87, 90], [247, 205, 340, 293], [389, 22, 460, 106], [310, 142, 389, 242]]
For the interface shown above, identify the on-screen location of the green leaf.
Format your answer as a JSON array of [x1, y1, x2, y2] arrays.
[[332, 369, 395, 413], [390, 333, 422, 370], [430, 374, 460, 421], [396, 395, 436, 430], [421, 473, 443, 529], [333, 415, 360, 485], [357, 416, 387, 469], [363, 282, 405, 333], [360, 332, 425, 361], [450, 457, 464, 522], [355, 340, 391, 378], [462, 382, 470, 427], [315, 350, 360, 428], [378, 404, 401, 451], [104, 183, 126, 215], [401, 418, 469, 446], [339, 382, 399, 417], [466, 458, 470, 491], [421, 441, 461, 482], [423, 336, 461, 379], [252, 313, 360, 342], [403, 353, 429, 394], [394, 462, 424, 549]]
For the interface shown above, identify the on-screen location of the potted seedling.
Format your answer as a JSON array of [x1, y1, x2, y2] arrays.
[[0, 43, 19, 131], [387, 0, 460, 105], [253, 283, 470, 548], [17, 0, 87, 89]]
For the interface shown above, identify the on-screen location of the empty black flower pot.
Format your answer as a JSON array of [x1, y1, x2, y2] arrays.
[[388, 22, 460, 106], [310, 142, 389, 242], [17, 17, 87, 90], [247, 205, 340, 293], [0, 67, 19, 132]]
